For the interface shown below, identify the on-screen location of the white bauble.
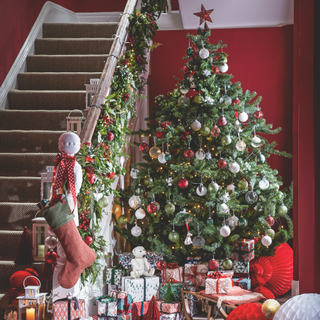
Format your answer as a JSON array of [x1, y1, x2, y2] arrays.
[[191, 120, 202, 131], [131, 225, 142, 237], [219, 63, 229, 73], [220, 203, 229, 213], [128, 195, 141, 209], [227, 215, 239, 228], [227, 184, 236, 193], [235, 140, 246, 152], [220, 225, 231, 237], [199, 48, 209, 59], [261, 235, 272, 247], [180, 86, 189, 94], [259, 177, 270, 190], [130, 168, 139, 179], [157, 152, 167, 164], [239, 111, 249, 123], [195, 149, 206, 160], [251, 135, 262, 148], [229, 162, 240, 173], [135, 208, 146, 219], [196, 185, 207, 196]]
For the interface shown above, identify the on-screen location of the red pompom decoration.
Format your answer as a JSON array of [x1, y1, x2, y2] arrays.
[[254, 286, 275, 299], [217, 158, 227, 169], [232, 98, 241, 105], [211, 66, 219, 74], [107, 132, 114, 141], [184, 149, 194, 159], [254, 110, 263, 119], [45, 250, 58, 264], [157, 260, 167, 270], [266, 216, 274, 226], [85, 236, 93, 246], [218, 115, 227, 126], [228, 303, 268, 320], [178, 178, 189, 189], [155, 131, 165, 139], [147, 203, 157, 213], [208, 259, 220, 271], [139, 142, 149, 152], [210, 125, 221, 137]]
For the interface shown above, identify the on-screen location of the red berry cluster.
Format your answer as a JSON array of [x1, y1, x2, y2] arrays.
[[122, 59, 130, 66], [79, 210, 90, 231], [181, 131, 190, 141], [106, 172, 115, 179], [126, 37, 135, 47], [101, 142, 109, 151], [121, 93, 130, 101], [85, 167, 95, 175], [146, 13, 156, 30], [161, 121, 171, 129], [136, 54, 146, 65], [102, 115, 113, 128]]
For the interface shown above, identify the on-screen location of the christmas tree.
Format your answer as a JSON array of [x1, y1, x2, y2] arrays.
[[115, 27, 293, 265]]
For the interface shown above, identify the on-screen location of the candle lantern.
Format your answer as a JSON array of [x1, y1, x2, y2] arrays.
[[40, 166, 54, 201], [17, 276, 46, 320], [32, 215, 49, 261], [85, 78, 99, 110], [66, 109, 85, 136]]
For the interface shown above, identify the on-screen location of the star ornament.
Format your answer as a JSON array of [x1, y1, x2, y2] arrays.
[[194, 4, 214, 25]]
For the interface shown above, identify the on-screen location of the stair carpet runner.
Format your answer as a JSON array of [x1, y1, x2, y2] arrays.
[[0, 22, 118, 318]]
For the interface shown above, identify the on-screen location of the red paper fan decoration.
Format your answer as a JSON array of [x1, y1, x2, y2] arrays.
[[250, 256, 273, 288], [228, 303, 268, 320], [254, 286, 275, 299]]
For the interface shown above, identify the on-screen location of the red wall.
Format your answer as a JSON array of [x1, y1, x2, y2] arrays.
[[149, 27, 293, 188], [0, 0, 128, 85]]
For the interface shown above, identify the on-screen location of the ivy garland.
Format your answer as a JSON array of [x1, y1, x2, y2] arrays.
[[76, 3, 165, 285]]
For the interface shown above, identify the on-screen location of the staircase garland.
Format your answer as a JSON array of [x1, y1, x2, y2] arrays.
[[76, 1, 166, 285]]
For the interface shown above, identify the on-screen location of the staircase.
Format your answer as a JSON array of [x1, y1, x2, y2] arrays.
[[0, 21, 118, 317]]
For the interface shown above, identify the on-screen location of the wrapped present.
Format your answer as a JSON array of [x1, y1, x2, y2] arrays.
[[160, 311, 184, 320], [53, 297, 86, 319], [186, 257, 194, 264], [232, 278, 251, 291], [93, 295, 118, 317], [159, 281, 188, 302], [110, 291, 127, 299], [121, 276, 159, 302], [117, 316, 130, 320], [231, 239, 255, 262], [208, 270, 234, 278], [119, 252, 163, 269], [205, 272, 234, 294], [106, 266, 127, 286], [157, 301, 181, 313], [116, 293, 132, 316], [194, 257, 201, 264], [131, 301, 149, 316], [162, 263, 184, 282], [184, 264, 208, 287], [233, 261, 250, 273]]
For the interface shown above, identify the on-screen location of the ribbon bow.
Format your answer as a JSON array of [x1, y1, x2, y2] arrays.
[[167, 263, 178, 269], [184, 265, 207, 287], [207, 271, 234, 293], [53, 151, 77, 208]]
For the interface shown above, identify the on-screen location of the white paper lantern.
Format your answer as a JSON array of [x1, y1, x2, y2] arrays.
[[261, 235, 272, 247], [191, 120, 202, 131], [135, 208, 146, 219], [220, 225, 231, 237], [273, 294, 320, 320], [229, 162, 240, 173], [219, 63, 229, 73]]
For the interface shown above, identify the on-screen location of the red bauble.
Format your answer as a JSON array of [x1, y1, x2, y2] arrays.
[[218, 115, 227, 126], [45, 250, 58, 264], [211, 66, 219, 74], [217, 158, 227, 169], [254, 110, 263, 119], [210, 125, 221, 137], [184, 149, 194, 159], [208, 259, 220, 271], [178, 178, 189, 189], [155, 131, 165, 139], [266, 215, 275, 226], [232, 98, 241, 105], [85, 236, 93, 246], [181, 66, 189, 74], [147, 203, 157, 213], [107, 132, 114, 141], [87, 174, 95, 184], [157, 260, 167, 270], [139, 142, 149, 152]]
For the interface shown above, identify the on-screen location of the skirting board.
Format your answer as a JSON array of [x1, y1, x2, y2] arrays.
[[292, 280, 299, 296]]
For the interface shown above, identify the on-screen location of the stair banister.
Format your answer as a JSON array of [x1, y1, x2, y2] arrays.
[[80, 0, 138, 143]]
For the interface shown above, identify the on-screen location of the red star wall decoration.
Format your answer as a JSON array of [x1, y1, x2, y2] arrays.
[[193, 4, 214, 25]]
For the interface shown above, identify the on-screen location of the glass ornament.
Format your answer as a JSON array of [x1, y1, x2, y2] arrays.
[[186, 47, 193, 55], [236, 140, 246, 151], [193, 235, 205, 249], [238, 217, 248, 227], [144, 177, 153, 186], [205, 152, 212, 160], [135, 184, 144, 195], [245, 190, 258, 204], [165, 202, 175, 214], [209, 259, 220, 271], [257, 153, 266, 164], [196, 184, 207, 196], [220, 203, 229, 214], [166, 177, 173, 186], [180, 86, 189, 94], [218, 158, 227, 169], [98, 197, 109, 208], [195, 149, 206, 160], [220, 225, 231, 237], [165, 152, 171, 161], [276, 191, 284, 201], [139, 142, 149, 152], [266, 215, 275, 226], [178, 178, 188, 189], [178, 95, 189, 106], [222, 258, 233, 270], [45, 235, 58, 249], [200, 125, 210, 136], [210, 125, 221, 137], [135, 208, 146, 219], [267, 228, 275, 239], [194, 95, 204, 104], [147, 203, 157, 213], [227, 184, 235, 193], [158, 152, 167, 164], [207, 216, 213, 224], [131, 225, 142, 237], [118, 215, 128, 225], [227, 214, 239, 228], [239, 111, 249, 122], [191, 119, 202, 131], [220, 94, 232, 106], [168, 231, 179, 242], [261, 235, 272, 247], [154, 201, 160, 211], [208, 181, 220, 192], [128, 195, 141, 209], [229, 162, 240, 173], [199, 47, 210, 59], [254, 110, 263, 119], [184, 148, 194, 159], [130, 168, 139, 179], [278, 204, 288, 216], [251, 135, 262, 148], [218, 115, 227, 126], [219, 63, 229, 73], [212, 66, 219, 74], [149, 145, 161, 159], [221, 134, 232, 146], [259, 177, 270, 190], [238, 179, 248, 190]]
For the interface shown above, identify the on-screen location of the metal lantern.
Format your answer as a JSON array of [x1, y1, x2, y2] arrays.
[[85, 78, 99, 110], [40, 166, 54, 201], [66, 109, 85, 136], [32, 215, 49, 261], [17, 276, 46, 320]]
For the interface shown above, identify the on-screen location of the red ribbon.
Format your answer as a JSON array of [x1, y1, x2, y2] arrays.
[[53, 152, 77, 208], [184, 265, 207, 287], [167, 263, 178, 269], [207, 271, 234, 293], [160, 279, 178, 288]]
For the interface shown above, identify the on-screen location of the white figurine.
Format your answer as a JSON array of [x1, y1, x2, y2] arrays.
[[130, 246, 155, 279]]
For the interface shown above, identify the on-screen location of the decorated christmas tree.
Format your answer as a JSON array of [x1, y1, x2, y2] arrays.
[[115, 26, 293, 265]]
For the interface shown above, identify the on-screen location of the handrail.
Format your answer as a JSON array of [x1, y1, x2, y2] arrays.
[[80, 0, 138, 143]]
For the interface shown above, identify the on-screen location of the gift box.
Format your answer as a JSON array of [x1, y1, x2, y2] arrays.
[[184, 264, 208, 287], [53, 298, 86, 319], [159, 282, 188, 302], [94, 295, 118, 317], [110, 291, 127, 299], [205, 273, 233, 294], [231, 239, 255, 262], [116, 293, 132, 316], [108, 284, 118, 295], [117, 316, 130, 320], [162, 263, 184, 282], [157, 301, 181, 313], [160, 312, 184, 320], [132, 301, 149, 316], [119, 252, 163, 269], [106, 266, 127, 286], [233, 261, 250, 273], [121, 276, 159, 302], [207, 270, 234, 278], [232, 278, 251, 291]]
